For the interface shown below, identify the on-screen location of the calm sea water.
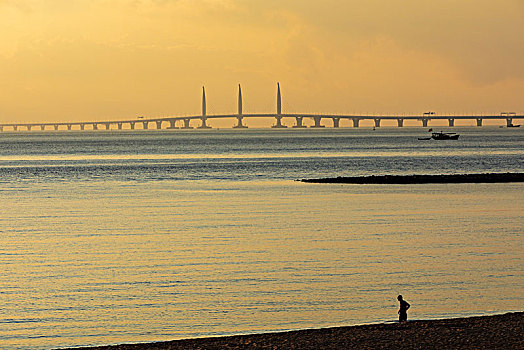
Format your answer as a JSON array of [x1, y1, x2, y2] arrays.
[[0, 127, 523, 349]]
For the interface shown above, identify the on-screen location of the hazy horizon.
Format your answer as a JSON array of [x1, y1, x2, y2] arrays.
[[1, 1, 523, 125]]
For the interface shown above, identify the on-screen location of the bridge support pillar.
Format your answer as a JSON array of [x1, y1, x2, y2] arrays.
[[198, 117, 211, 129], [129, 122, 135, 130], [27, 125, 32, 131], [374, 119, 381, 127], [142, 121, 149, 130], [272, 116, 287, 128], [182, 118, 193, 129], [476, 118, 483, 127], [332, 118, 340, 128], [168, 120, 178, 129], [397, 118, 404, 127], [92, 123, 98, 130], [104, 123, 111, 130], [40, 125, 45, 131], [156, 121, 163, 129], [13, 125, 18, 131], [352, 118, 360, 128], [234, 116, 248, 128], [80, 124, 85, 131], [311, 116, 325, 128], [293, 116, 306, 128], [54, 124, 59, 131], [0, 126, 3, 132], [117, 123, 122, 130], [67, 124, 72, 131], [421, 119, 429, 127], [506, 118, 513, 127], [448, 119, 455, 127]]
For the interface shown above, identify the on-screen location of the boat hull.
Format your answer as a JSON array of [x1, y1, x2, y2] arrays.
[[431, 132, 459, 140]]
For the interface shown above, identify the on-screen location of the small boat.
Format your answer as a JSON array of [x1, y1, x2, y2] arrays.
[[418, 137, 431, 140], [507, 124, 520, 128], [431, 132, 459, 140]]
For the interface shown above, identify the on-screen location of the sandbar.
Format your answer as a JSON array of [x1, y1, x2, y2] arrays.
[[299, 172, 524, 184]]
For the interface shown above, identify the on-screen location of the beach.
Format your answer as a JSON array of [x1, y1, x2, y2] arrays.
[[71, 312, 523, 349]]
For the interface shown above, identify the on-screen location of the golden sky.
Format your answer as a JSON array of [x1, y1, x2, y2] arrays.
[[1, 0, 523, 123]]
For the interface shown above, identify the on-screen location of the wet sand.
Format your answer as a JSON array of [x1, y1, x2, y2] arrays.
[[71, 312, 523, 350], [299, 172, 524, 184]]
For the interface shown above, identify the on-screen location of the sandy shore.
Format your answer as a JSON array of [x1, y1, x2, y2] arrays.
[[299, 172, 524, 184], [70, 312, 523, 350]]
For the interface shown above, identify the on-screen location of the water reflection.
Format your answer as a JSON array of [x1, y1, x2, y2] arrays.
[[1, 180, 522, 349]]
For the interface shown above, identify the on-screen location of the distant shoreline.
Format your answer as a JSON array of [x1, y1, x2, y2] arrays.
[[299, 172, 524, 184], [67, 312, 523, 350]]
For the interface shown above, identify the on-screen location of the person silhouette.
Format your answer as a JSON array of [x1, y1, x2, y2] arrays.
[[397, 295, 410, 322]]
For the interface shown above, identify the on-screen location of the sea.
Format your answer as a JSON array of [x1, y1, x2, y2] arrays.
[[0, 127, 522, 349]]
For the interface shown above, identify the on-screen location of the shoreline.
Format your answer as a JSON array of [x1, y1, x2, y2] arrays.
[[299, 172, 524, 184], [68, 312, 523, 350]]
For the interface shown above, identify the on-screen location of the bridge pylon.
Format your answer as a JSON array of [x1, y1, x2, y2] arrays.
[[234, 84, 247, 128], [238, 84, 242, 115], [202, 86, 206, 117], [277, 82, 281, 115], [199, 86, 211, 129], [272, 82, 287, 128]]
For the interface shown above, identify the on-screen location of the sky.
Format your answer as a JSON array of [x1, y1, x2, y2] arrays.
[[1, 0, 523, 125]]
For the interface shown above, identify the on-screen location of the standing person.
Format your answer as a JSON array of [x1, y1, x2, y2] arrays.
[[397, 295, 410, 322]]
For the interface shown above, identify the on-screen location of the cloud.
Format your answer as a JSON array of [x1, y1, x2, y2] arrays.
[[1, 0, 523, 122], [238, 0, 524, 85]]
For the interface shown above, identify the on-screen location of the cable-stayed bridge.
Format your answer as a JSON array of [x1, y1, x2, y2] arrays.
[[1, 83, 522, 131]]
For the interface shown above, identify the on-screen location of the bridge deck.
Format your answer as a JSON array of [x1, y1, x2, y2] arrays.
[[1, 113, 522, 130]]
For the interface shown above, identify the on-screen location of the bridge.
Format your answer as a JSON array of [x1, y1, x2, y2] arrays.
[[0, 83, 522, 131]]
